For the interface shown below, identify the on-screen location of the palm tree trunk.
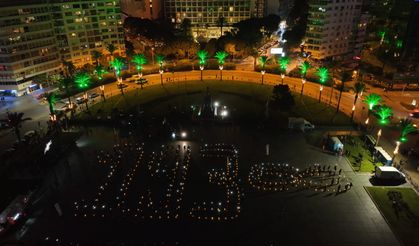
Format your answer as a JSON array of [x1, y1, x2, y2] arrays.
[[353, 94, 359, 106]]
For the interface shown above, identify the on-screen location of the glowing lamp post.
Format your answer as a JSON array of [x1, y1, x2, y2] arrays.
[[156, 54, 165, 85], [159, 69, 164, 85], [301, 78, 306, 95], [376, 129, 382, 146], [281, 74, 285, 84], [351, 104, 356, 120], [214, 101, 219, 116], [215, 51, 228, 81], [83, 92, 89, 110], [100, 85, 105, 101], [261, 70, 266, 85], [392, 141, 401, 164]]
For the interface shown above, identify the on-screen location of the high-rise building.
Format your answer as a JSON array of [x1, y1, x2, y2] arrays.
[[50, 0, 125, 66], [0, 0, 61, 96], [304, 0, 367, 60], [0, 0, 125, 96], [164, 0, 265, 39], [120, 0, 163, 20]]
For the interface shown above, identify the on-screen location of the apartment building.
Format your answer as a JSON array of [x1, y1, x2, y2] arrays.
[[0, 0, 61, 96], [164, 0, 265, 38], [50, 0, 125, 66], [304, 0, 367, 60], [120, 0, 163, 20], [0, 0, 125, 96]]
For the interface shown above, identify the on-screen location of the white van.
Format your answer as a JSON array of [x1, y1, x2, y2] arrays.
[[374, 166, 405, 181]]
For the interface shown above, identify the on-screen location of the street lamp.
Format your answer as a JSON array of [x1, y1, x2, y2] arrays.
[[319, 85, 324, 103], [159, 69, 164, 85], [83, 92, 89, 110], [281, 73, 285, 84], [200, 65, 204, 81], [376, 129, 382, 146], [261, 70, 266, 85], [99, 85, 105, 101], [301, 78, 306, 96], [351, 104, 356, 120], [219, 65, 224, 81], [392, 141, 401, 165], [214, 101, 219, 116]]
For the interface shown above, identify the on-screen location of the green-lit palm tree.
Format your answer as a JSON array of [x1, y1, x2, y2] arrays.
[[44, 92, 58, 116], [364, 93, 382, 111], [91, 50, 103, 66], [299, 61, 310, 95], [336, 72, 351, 113], [94, 65, 107, 80], [74, 72, 91, 89], [215, 51, 228, 81], [0, 112, 31, 142], [279, 56, 290, 84], [156, 54, 165, 85], [258, 56, 268, 85], [110, 56, 125, 84], [131, 53, 147, 78], [106, 43, 116, 61], [376, 105, 393, 125], [197, 50, 209, 81], [398, 118, 417, 143], [316, 67, 329, 102]]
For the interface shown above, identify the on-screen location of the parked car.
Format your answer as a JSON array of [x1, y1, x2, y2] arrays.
[[117, 84, 128, 89], [76, 97, 87, 104], [409, 111, 419, 118], [89, 93, 99, 99]]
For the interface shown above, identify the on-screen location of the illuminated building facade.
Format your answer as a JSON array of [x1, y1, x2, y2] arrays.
[[0, 0, 60, 96], [304, 0, 367, 60], [120, 0, 163, 20], [0, 0, 124, 96], [164, 0, 265, 38]]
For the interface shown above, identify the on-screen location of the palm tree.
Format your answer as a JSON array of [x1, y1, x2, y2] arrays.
[[94, 65, 107, 80], [60, 77, 73, 105], [180, 18, 192, 38], [217, 16, 226, 36], [91, 50, 103, 66], [74, 72, 91, 89], [364, 93, 382, 110], [376, 105, 393, 125], [110, 57, 125, 84], [398, 118, 417, 143], [299, 61, 310, 95], [353, 81, 366, 106], [44, 92, 58, 116], [132, 54, 147, 77], [106, 43, 116, 60], [0, 112, 31, 142], [156, 54, 165, 85], [258, 56, 268, 85], [215, 51, 228, 81], [336, 72, 351, 113], [197, 50, 209, 81], [316, 67, 329, 102], [62, 60, 76, 78], [279, 56, 290, 84]]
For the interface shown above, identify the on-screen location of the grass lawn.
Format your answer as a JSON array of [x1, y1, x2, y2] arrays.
[[344, 136, 382, 172], [83, 80, 351, 125], [366, 187, 419, 246]]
